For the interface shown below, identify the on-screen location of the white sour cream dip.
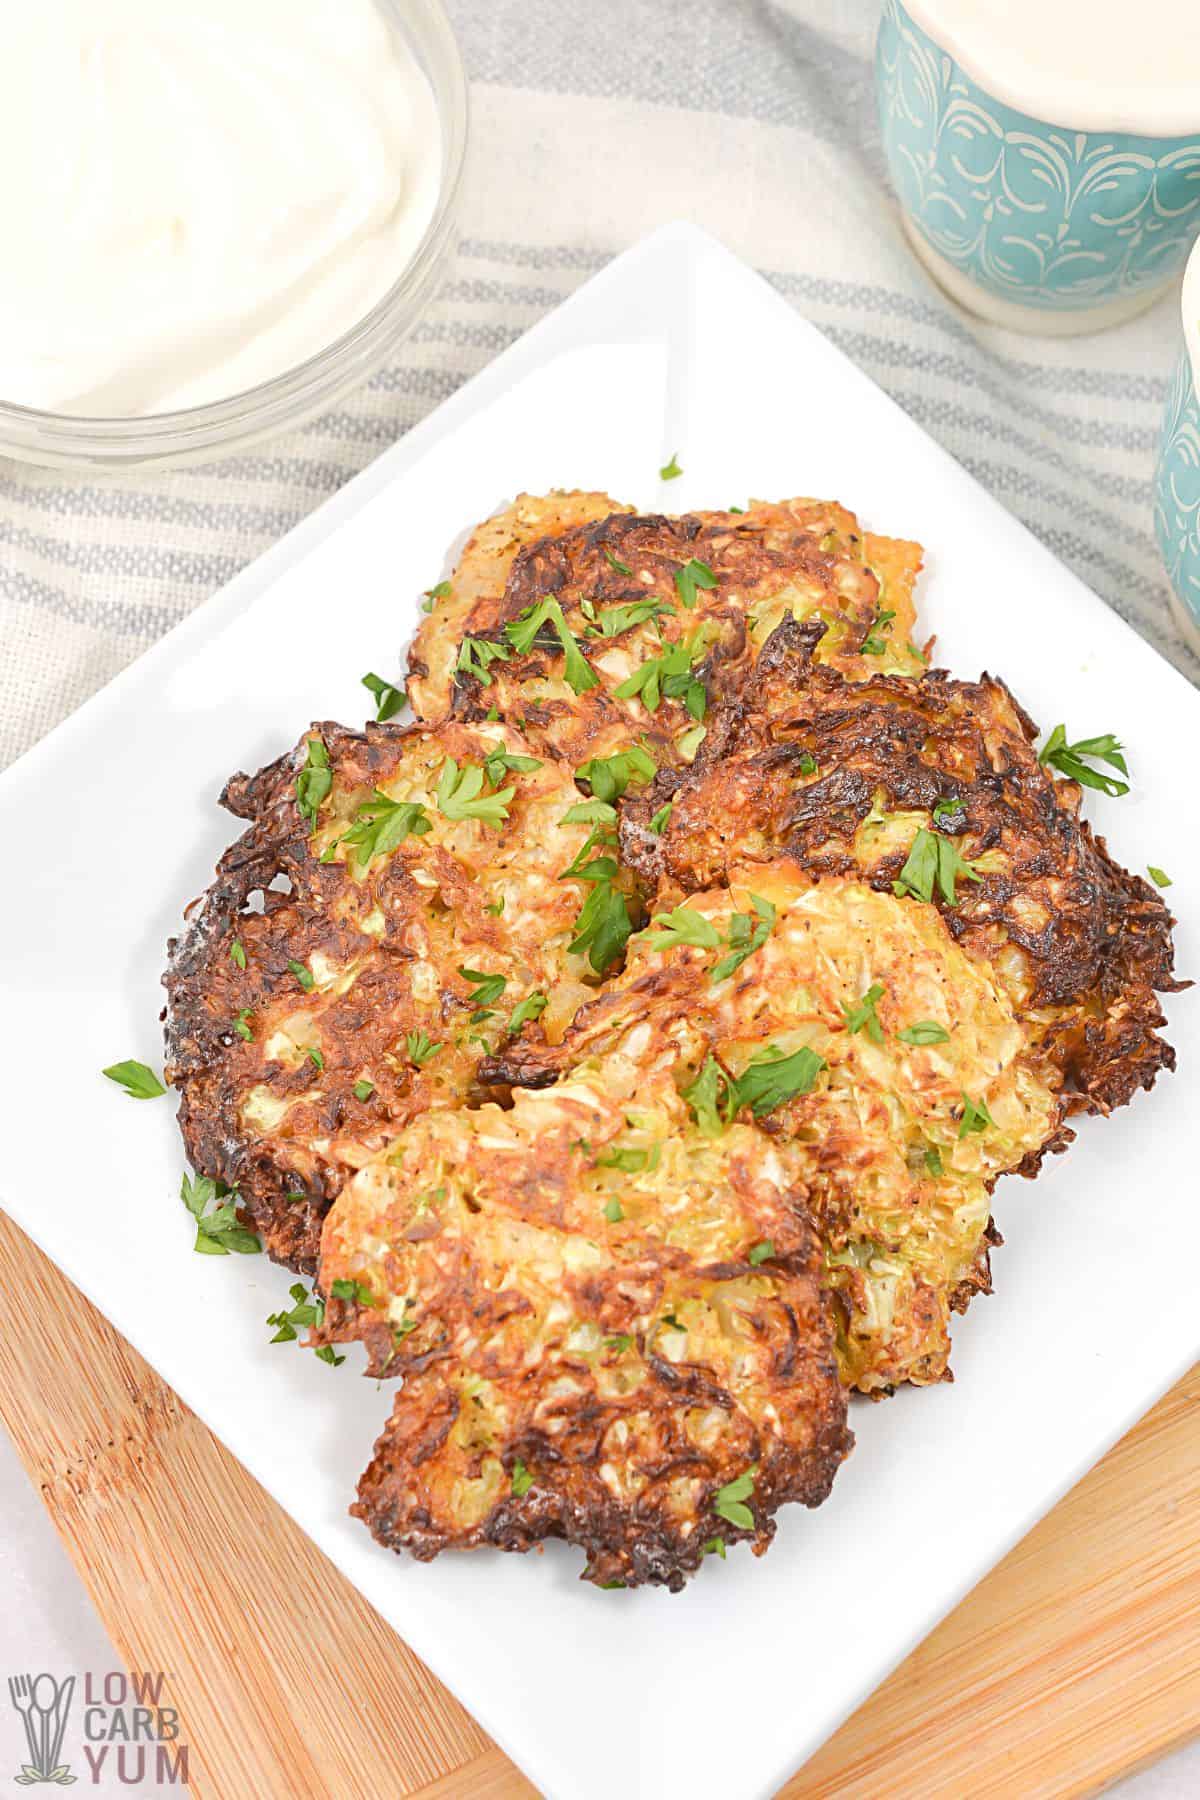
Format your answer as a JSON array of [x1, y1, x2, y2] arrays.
[[0, 0, 442, 416]]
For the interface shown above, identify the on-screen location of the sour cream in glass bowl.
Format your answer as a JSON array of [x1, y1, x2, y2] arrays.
[[0, 0, 468, 469]]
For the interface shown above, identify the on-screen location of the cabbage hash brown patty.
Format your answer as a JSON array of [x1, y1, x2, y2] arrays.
[[320, 1065, 851, 1590], [164, 715, 619, 1269], [161, 488, 1181, 1589]]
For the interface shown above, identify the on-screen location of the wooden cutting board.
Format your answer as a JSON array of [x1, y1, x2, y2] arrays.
[[1, 1208, 1196, 1800]]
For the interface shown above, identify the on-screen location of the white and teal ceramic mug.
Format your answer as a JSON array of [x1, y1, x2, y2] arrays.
[[876, 0, 1200, 335], [1154, 238, 1200, 657]]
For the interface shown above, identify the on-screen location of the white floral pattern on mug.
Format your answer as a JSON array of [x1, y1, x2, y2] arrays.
[[1154, 347, 1200, 636], [877, 0, 1200, 311]]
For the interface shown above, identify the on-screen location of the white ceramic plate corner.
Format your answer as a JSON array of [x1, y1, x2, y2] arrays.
[[0, 223, 1196, 1800]]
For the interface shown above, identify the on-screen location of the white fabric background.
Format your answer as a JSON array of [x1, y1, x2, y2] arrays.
[[0, 0, 1195, 1793]]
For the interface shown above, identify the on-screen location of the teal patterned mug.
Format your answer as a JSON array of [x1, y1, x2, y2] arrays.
[[1154, 240, 1200, 656], [876, 0, 1200, 334]]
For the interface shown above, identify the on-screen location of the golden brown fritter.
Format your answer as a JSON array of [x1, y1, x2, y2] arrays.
[[406, 491, 632, 723], [416, 497, 925, 773], [319, 1063, 851, 1588], [164, 717, 611, 1270], [486, 863, 1064, 1394], [620, 618, 1181, 1116]]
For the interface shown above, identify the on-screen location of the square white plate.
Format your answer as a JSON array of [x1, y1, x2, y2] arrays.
[[0, 224, 1196, 1800]]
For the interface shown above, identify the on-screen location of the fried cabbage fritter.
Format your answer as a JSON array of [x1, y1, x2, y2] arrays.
[[319, 1062, 851, 1588], [621, 618, 1181, 1116], [406, 490, 632, 724], [486, 863, 1064, 1393], [164, 717, 611, 1270], [411, 497, 925, 772]]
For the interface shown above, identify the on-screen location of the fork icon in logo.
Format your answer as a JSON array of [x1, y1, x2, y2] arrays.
[[7, 1673, 76, 1785]]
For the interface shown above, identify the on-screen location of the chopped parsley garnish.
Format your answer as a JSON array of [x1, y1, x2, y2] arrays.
[[797, 752, 817, 776], [747, 1240, 774, 1266], [894, 827, 982, 906], [230, 939, 247, 970], [684, 1044, 825, 1132], [924, 1146, 943, 1178], [511, 1458, 534, 1497], [659, 453, 683, 481], [602, 546, 634, 576], [353, 1079, 375, 1102], [576, 744, 656, 801], [406, 1029, 441, 1066], [703, 1537, 727, 1559], [674, 558, 718, 610], [267, 1281, 323, 1342], [459, 967, 508, 1012], [862, 607, 897, 655], [646, 905, 722, 953], [958, 1092, 995, 1139], [1148, 865, 1172, 888], [305, 1046, 324, 1072], [182, 1171, 260, 1256], [288, 958, 314, 991], [424, 579, 452, 608], [564, 798, 617, 825], [1038, 724, 1129, 797], [457, 636, 512, 686], [314, 1345, 345, 1367], [102, 1059, 166, 1100], [484, 747, 542, 788], [733, 1045, 826, 1118], [295, 737, 332, 830], [592, 598, 670, 636], [605, 1333, 635, 1353], [614, 632, 707, 717], [597, 1143, 661, 1173], [676, 722, 707, 760], [504, 596, 598, 693], [603, 1197, 625, 1223], [330, 1277, 375, 1306], [567, 865, 634, 974], [712, 1471, 755, 1531], [843, 983, 885, 1044], [508, 991, 549, 1035], [340, 791, 432, 868], [710, 894, 775, 984], [437, 757, 514, 826], [899, 1021, 951, 1046], [648, 802, 673, 835], [233, 1010, 253, 1041], [361, 670, 406, 721]]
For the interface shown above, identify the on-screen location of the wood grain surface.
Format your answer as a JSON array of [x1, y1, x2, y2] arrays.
[[0, 1209, 1195, 1800]]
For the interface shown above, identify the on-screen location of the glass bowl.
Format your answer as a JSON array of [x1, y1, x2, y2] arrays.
[[0, 0, 469, 472]]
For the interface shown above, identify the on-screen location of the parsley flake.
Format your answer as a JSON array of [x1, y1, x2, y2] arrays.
[[894, 827, 982, 907], [958, 1092, 995, 1139], [406, 1030, 441, 1066], [576, 744, 657, 801], [504, 597, 598, 693], [233, 1010, 253, 1042], [457, 636, 512, 686], [603, 1197, 625, 1223], [898, 1021, 950, 1046], [843, 983, 885, 1044], [295, 737, 332, 831], [288, 959, 314, 992], [747, 1240, 774, 1266], [1148, 865, 1172, 888], [353, 1079, 375, 1102], [645, 905, 722, 953], [659, 453, 683, 480], [648, 802, 673, 835], [674, 558, 718, 610], [102, 1059, 166, 1100], [230, 939, 247, 970], [1038, 725, 1129, 797], [182, 1171, 260, 1256], [508, 991, 549, 1035], [340, 791, 432, 869], [602, 546, 634, 576], [712, 1470, 755, 1532], [460, 967, 508, 1012], [437, 757, 515, 827], [511, 1458, 534, 1497], [710, 894, 776, 984], [361, 671, 406, 721]]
